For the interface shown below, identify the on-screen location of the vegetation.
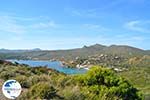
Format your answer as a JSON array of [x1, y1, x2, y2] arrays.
[[0, 44, 149, 60], [0, 61, 144, 100], [75, 66, 143, 100], [24, 82, 61, 99], [0, 44, 150, 99], [118, 67, 150, 100]]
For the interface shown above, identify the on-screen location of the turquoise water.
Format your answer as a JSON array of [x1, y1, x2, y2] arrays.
[[8, 60, 87, 74]]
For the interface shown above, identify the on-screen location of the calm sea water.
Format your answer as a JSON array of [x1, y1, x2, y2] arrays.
[[8, 60, 87, 74]]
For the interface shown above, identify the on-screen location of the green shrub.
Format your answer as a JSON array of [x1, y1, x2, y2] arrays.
[[0, 71, 16, 80], [26, 82, 59, 99], [61, 86, 85, 100], [15, 75, 31, 88], [30, 67, 49, 75], [27, 75, 50, 86], [76, 66, 143, 100]]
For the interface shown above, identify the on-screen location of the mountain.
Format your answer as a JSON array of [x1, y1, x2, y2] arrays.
[[0, 44, 149, 60], [83, 44, 107, 49], [0, 48, 41, 53], [31, 48, 42, 51], [103, 45, 146, 56]]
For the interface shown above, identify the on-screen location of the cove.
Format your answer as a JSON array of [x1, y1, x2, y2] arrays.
[[8, 60, 87, 74]]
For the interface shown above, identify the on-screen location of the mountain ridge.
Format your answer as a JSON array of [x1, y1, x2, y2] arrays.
[[0, 44, 149, 60]]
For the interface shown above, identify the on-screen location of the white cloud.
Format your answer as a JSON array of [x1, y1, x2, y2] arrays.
[[30, 21, 57, 29], [82, 24, 110, 33], [0, 16, 26, 34], [0, 15, 59, 37], [124, 20, 150, 33], [66, 8, 99, 18], [65, 0, 125, 18]]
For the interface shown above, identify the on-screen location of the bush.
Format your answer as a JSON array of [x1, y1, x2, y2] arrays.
[[26, 82, 59, 99], [0, 71, 16, 80], [27, 75, 50, 86], [15, 75, 31, 88], [76, 66, 143, 100], [61, 86, 86, 100], [30, 67, 49, 75]]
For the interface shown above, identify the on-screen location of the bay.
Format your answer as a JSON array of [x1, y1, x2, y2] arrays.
[[8, 60, 87, 74]]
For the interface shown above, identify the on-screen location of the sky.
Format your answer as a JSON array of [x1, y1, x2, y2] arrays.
[[0, 0, 150, 50]]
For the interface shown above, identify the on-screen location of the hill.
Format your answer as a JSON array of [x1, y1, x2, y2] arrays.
[[0, 44, 149, 60], [0, 48, 41, 53], [0, 60, 143, 100]]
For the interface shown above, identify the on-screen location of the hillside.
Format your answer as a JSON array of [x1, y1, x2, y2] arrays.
[[0, 44, 149, 60], [0, 60, 143, 100]]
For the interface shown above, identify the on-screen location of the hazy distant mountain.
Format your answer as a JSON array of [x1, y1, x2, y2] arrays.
[[0, 48, 41, 53], [0, 44, 148, 60], [31, 48, 42, 51]]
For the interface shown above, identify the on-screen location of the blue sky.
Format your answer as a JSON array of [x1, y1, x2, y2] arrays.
[[0, 0, 149, 50]]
